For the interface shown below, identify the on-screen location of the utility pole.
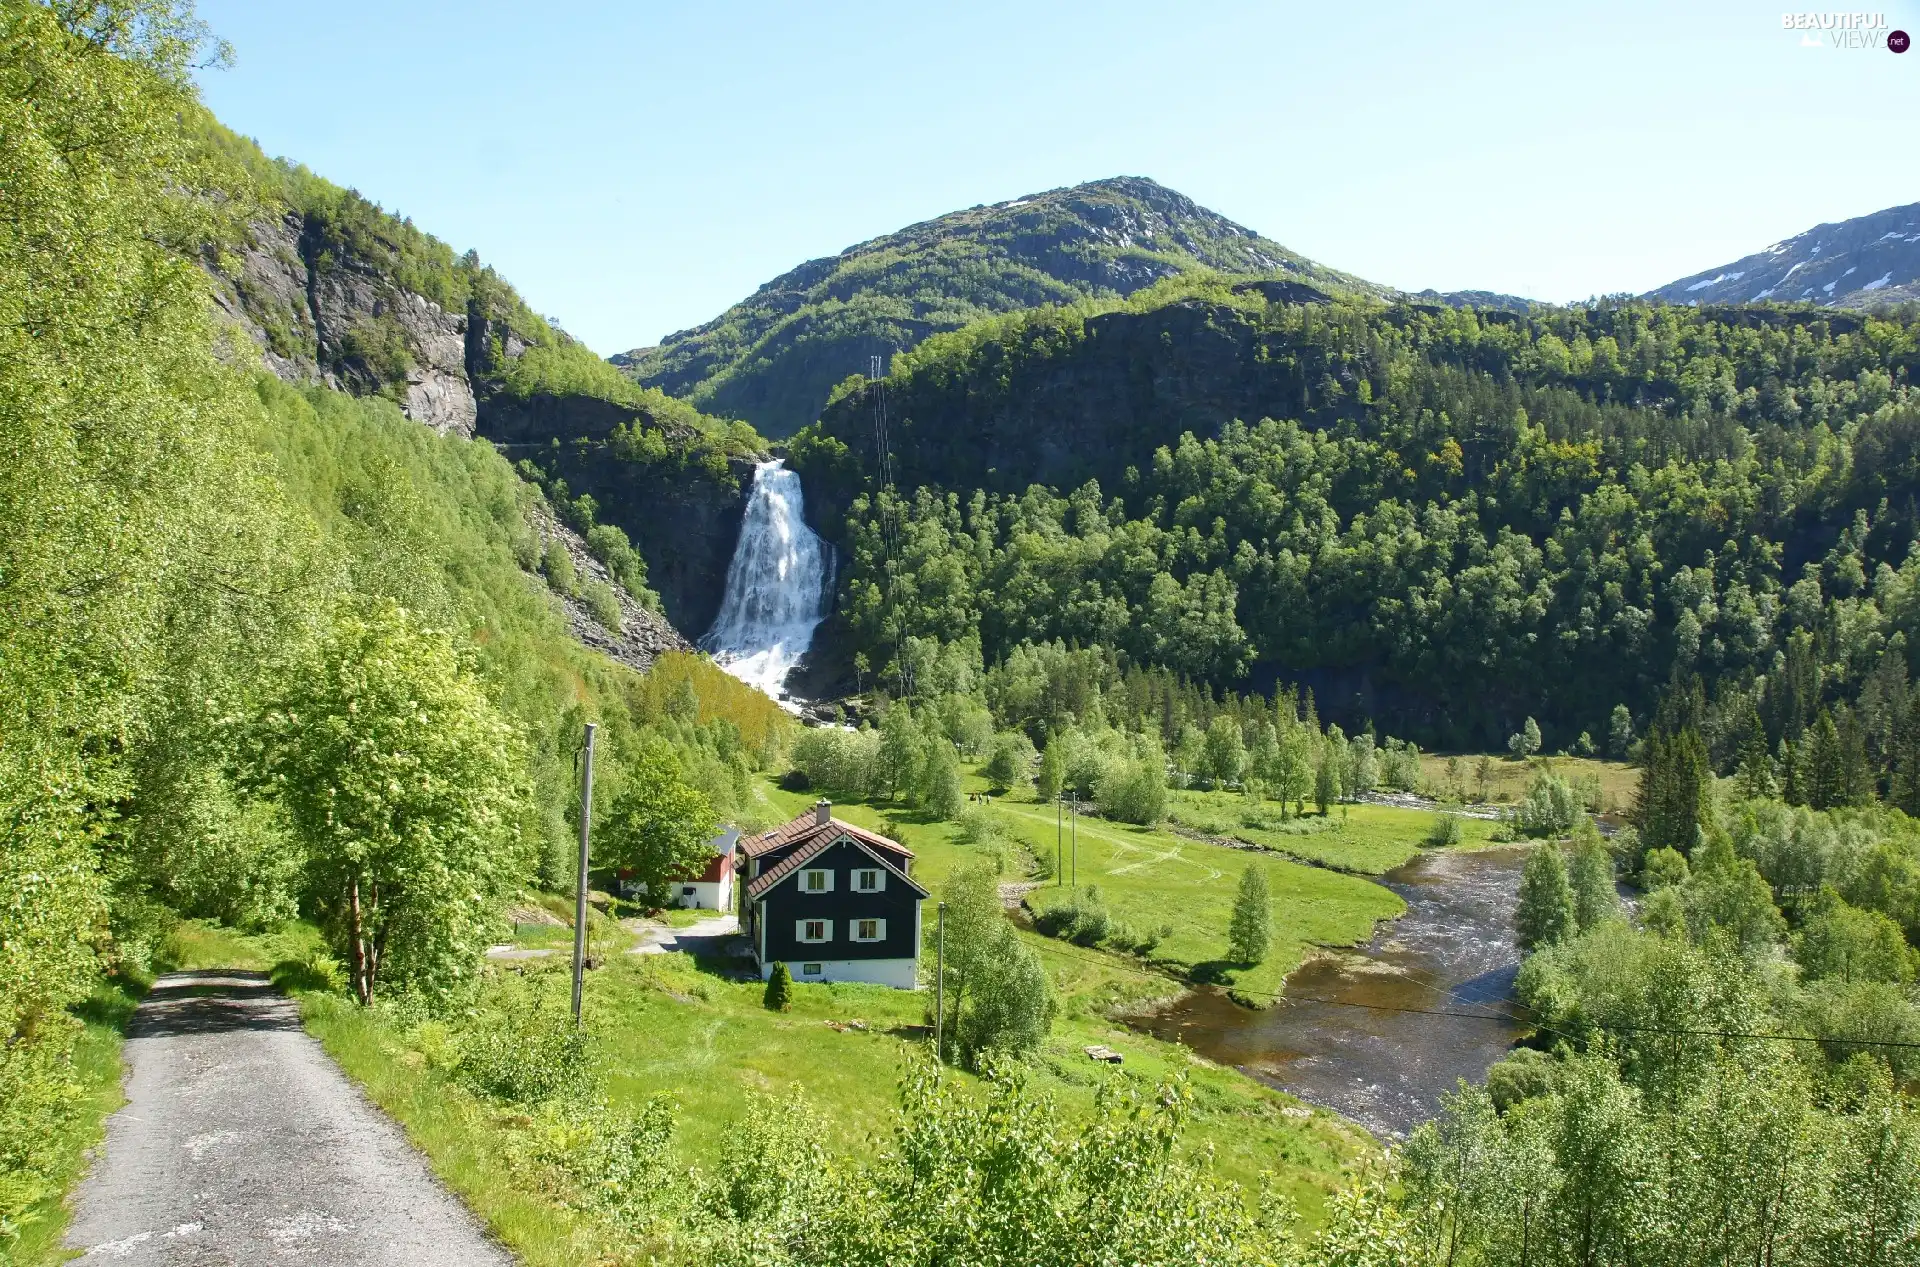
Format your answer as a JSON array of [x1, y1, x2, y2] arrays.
[[934, 902, 946, 1063], [1071, 795, 1078, 889], [571, 722, 596, 1027], [1056, 794, 1062, 887]]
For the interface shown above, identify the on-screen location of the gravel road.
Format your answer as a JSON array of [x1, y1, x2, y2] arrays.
[[65, 971, 513, 1265]]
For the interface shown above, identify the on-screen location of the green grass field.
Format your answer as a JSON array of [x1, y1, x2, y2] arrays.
[[1417, 751, 1640, 812], [282, 930, 1374, 1264], [84, 775, 1466, 1262], [1167, 789, 1503, 874]]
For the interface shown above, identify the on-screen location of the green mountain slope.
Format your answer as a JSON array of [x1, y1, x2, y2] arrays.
[[617, 176, 1389, 438], [789, 279, 1920, 748], [196, 119, 767, 634]]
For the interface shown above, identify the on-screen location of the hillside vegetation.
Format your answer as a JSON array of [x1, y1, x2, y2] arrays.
[[620, 176, 1388, 437], [0, 6, 785, 1250], [791, 281, 1920, 756]]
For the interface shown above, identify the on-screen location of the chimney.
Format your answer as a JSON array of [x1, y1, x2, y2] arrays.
[[814, 799, 832, 828]]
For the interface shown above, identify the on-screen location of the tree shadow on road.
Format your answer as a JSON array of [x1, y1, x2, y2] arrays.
[[130, 972, 306, 1038]]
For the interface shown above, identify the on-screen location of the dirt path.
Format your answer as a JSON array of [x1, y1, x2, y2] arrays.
[[65, 971, 512, 1265]]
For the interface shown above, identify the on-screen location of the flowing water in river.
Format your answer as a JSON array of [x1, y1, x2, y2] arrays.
[[1135, 845, 1531, 1138], [701, 460, 830, 700]]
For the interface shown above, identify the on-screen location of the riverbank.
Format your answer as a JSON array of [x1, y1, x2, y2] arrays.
[[1134, 844, 1531, 1138]]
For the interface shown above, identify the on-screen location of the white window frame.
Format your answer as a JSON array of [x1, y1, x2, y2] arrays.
[[852, 867, 885, 893], [802, 962, 823, 976], [851, 917, 886, 943], [799, 867, 834, 894], [796, 918, 832, 944]]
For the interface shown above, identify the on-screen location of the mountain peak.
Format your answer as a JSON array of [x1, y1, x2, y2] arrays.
[[620, 178, 1383, 437]]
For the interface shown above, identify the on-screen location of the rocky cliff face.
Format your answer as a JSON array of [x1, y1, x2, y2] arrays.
[[526, 442, 754, 640], [205, 207, 754, 646], [207, 212, 479, 436]]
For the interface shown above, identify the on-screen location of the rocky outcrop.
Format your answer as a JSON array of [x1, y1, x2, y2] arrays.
[[520, 440, 755, 639], [203, 207, 744, 653], [205, 212, 477, 436], [525, 502, 691, 671]]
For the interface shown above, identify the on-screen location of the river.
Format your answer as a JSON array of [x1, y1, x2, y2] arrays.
[[1133, 844, 1531, 1139]]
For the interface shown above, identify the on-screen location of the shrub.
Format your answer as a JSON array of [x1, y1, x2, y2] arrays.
[[580, 579, 622, 632], [1426, 812, 1463, 847], [982, 731, 1037, 792], [542, 539, 575, 593], [457, 991, 595, 1104], [1096, 752, 1167, 825], [1033, 886, 1112, 946], [788, 726, 879, 799], [764, 962, 793, 1012], [955, 804, 1010, 847], [1516, 772, 1581, 836], [1641, 845, 1690, 891]]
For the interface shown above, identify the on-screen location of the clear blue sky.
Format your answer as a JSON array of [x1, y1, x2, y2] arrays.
[[193, 1, 1920, 356]]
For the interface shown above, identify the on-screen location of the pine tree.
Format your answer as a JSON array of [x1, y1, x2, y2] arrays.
[[1636, 724, 1709, 856], [1227, 864, 1271, 964], [764, 961, 794, 1012], [1515, 845, 1577, 949], [1889, 691, 1920, 815], [1835, 704, 1875, 807], [1806, 711, 1844, 810], [1736, 725, 1778, 800]]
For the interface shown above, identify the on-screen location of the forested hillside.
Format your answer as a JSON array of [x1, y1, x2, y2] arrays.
[[618, 176, 1388, 438], [0, 4, 787, 1244], [790, 279, 1920, 757]]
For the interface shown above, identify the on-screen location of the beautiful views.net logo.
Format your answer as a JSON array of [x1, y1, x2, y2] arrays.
[[1781, 12, 1910, 50]]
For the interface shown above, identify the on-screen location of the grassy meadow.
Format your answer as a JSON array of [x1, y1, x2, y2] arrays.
[[98, 755, 1586, 1262]]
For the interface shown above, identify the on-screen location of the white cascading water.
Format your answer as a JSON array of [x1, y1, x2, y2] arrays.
[[701, 460, 830, 701]]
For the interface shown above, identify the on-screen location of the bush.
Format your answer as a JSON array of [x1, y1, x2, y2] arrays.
[[982, 731, 1037, 792], [542, 538, 575, 594], [1033, 886, 1112, 947], [788, 726, 879, 799], [1096, 752, 1167, 825], [1484, 1047, 1560, 1111], [1426, 812, 1463, 847], [580, 579, 622, 632], [1515, 772, 1581, 835], [457, 991, 595, 1104], [1641, 845, 1690, 890], [764, 962, 793, 1012], [955, 804, 1010, 847]]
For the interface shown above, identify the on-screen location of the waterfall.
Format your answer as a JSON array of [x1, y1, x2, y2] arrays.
[[701, 459, 830, 701]]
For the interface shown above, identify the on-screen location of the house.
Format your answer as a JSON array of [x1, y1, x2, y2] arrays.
[[618, 827, 740, 911], [740, 800, 928, 988]]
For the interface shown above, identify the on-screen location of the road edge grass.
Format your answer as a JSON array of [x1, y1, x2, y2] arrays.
[[12, 919, 274, 1265], [8, 978, 143, 1266]]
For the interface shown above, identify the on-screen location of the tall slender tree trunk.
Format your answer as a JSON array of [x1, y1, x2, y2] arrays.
[[348, 872, 369, 1005]]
